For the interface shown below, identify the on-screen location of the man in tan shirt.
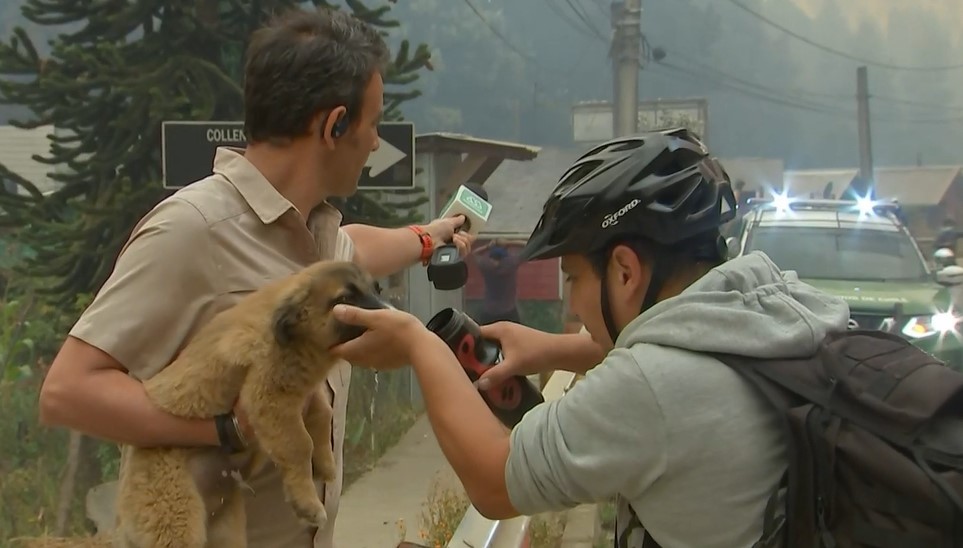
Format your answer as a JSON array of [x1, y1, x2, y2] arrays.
[[37, 7, 469, 548]]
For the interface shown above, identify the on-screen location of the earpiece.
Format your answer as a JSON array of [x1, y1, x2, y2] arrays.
[[329, 111, 350, 139]]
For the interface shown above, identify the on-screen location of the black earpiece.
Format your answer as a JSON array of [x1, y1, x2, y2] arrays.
[[329, 111, 350, 139]]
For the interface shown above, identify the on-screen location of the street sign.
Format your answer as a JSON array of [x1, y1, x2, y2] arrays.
[[161, 120, 416, 190]]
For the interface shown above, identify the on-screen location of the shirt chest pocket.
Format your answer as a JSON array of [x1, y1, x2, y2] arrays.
[[218, 274, 277, 308]]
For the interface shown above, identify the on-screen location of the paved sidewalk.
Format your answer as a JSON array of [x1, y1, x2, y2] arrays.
[[334, 415, 460, 548]]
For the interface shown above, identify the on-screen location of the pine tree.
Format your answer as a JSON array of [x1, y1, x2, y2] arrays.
[[0, 0, 431, 307]]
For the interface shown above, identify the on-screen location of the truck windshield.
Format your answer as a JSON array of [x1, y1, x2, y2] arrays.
[[745, 226, 929, 281]]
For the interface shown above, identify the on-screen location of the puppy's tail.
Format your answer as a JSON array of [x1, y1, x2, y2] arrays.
[[116, 447, 207, 548]]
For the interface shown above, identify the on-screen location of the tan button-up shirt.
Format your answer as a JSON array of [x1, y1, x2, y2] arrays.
[[70, 147, 354, 548]]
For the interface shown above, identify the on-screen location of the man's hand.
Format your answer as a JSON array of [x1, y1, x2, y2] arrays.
[[475, 322, 607, 388], [474, 322, 559, 390], [330, 304, 433, 369], [425, 215, 474, 257]]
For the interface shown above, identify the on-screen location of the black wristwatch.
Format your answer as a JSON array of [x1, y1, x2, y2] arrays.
[[215, 412, 247, 454]]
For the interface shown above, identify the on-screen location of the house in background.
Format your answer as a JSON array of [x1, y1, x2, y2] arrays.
[[783, 165, 963, 244]]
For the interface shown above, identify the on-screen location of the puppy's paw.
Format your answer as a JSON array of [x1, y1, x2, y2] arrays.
[[291, 496, 328, 528], [312, 452, 337, 482]]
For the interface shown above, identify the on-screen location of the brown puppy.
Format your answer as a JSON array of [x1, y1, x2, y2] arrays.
[[112, 260, 387, 548]]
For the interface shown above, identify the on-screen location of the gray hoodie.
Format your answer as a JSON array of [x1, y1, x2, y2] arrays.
[[505, 252, 850, 547]]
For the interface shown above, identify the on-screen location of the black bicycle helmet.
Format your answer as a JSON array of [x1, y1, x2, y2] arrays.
[[520, 127, 737, 343]]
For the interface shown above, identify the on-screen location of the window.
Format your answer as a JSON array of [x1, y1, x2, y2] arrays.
[[745, 226, 928, 281]]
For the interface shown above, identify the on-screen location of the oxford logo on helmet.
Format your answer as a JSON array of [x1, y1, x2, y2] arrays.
[[601, 198, 641, 228]]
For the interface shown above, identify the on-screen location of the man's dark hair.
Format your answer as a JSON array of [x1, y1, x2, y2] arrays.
[[243, 7, 390, 143]]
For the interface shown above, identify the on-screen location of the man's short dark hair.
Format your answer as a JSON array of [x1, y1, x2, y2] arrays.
[[243, 7, 390, 143]]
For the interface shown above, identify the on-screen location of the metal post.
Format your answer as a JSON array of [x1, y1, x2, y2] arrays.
[[612, 0, 641, 137]]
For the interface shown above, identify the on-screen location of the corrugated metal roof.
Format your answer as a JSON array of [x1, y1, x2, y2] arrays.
[[416, 132, 541, 161], [0, 124, 60, 195], [783, 168, 858, 198], [782, 166, 963, 206], [871, 166, 961, 206], [720, 157, 785, 192]]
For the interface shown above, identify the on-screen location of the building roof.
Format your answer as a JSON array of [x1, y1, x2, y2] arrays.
[[720, 157, 785, 193], [416, 132, 540, 161], [479, 146, 584, 238], [783, 165, 963, 206]]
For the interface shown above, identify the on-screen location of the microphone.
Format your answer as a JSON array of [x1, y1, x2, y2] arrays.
[[428, 184, 493, 290], [438, 183, 491, 236]]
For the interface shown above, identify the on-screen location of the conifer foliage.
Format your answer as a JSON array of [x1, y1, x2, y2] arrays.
[[0, 0, 431, 306]]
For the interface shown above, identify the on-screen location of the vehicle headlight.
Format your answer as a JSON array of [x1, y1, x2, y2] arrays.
[[902, 313, 961, 338]]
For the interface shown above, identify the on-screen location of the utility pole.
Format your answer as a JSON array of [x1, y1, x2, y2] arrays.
[[855, 66, 875, 199], [611, 1, 641, 138]]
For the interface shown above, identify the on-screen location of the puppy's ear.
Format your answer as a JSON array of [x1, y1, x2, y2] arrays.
[[272, 287, 309, 346]]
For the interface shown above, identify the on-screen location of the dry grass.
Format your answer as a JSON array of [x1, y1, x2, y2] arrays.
[[416, 476, 471, 548], [414, 476, 568, 548], [8, 532, 111, 547], [529, 511, 567, 548]]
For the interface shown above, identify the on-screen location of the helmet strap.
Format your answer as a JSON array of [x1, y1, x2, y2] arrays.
[[600, 252, 677, 345], [598, 251, 675, 347], [600, 272, 620, 346]]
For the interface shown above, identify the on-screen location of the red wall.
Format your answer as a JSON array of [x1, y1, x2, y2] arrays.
[[465, 252, 560, 301]]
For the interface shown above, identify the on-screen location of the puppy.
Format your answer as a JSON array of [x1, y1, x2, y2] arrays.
[[112, 260, 388, 548]]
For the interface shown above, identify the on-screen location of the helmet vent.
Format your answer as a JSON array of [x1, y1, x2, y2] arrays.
[[652, 147, 703, 177], [606, 139, 645, 153], [556, 160, 603, 194]]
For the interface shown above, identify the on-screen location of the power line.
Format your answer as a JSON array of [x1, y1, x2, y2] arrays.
[[650, 61, 853, 116], [540, 0, 608, 44], [658, 47, 963, 115], [459, 0, 532, 62], [723, 0, 963, 72], [652, 58, 963, 125]]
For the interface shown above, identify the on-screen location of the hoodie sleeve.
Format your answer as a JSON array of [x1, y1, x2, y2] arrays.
[[504, 348, 668, 514]]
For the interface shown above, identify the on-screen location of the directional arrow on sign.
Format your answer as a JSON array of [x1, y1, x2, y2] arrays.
[[365, 136, 407, 177]]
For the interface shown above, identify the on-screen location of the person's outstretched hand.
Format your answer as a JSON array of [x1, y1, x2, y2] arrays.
[[425, 215, 474, 257], [475, 321, 559, 390], [329, 304, 428, 370]]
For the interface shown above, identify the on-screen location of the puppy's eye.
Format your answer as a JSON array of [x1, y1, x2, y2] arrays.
[[373, 281, 383, 294]]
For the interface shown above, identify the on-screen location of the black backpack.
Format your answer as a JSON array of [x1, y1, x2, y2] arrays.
[[633, 329, 963, 548]]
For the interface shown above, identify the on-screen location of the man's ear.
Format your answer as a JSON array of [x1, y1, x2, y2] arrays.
[[319, 106, 348, 148], [609, 245, 647, 291], [272, 287, 310, 346]]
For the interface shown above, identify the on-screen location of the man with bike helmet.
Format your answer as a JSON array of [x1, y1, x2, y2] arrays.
[[328, 128, 851, 547]]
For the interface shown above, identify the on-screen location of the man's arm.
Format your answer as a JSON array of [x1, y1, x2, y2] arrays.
[[406, 330, 518, 519], [342, 224, 424, 278], [40, 338, 219, 447], [504, 348, 667, 515], [405, 331, 665, 520], [39, 198, 223, 448], [557, 327, 605, 375], [343, 216, 466, 278]]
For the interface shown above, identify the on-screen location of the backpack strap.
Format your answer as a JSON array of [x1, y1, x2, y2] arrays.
[[712, 352, 811, 546]]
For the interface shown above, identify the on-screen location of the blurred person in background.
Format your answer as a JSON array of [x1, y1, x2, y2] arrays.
[[473, 237, 528, 325]]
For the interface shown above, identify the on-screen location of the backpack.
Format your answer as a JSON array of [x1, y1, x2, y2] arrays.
[[630, 329, 963, 548]]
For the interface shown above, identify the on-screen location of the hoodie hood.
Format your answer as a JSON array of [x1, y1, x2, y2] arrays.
[[617, 251, 851, 359]]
